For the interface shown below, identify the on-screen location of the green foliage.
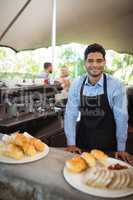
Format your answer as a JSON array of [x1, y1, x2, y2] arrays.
[[58, 47, 85, 78], [24, 58, 40, 74], [0, 49, 6, 60], [0, 72, 34, 80], [104, 65, 114, 75], [111, 53, 133, 84], [0, 46, 133, 84]]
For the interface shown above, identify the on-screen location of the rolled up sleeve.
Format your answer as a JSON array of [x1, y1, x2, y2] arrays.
[[112, 84, 128, 151], [64, 79, 81, 145]]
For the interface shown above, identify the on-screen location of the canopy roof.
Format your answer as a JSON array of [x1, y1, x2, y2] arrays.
[[0, 0, 133, 53]]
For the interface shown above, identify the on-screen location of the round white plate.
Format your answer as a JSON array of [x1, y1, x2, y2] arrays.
[[0, 144, 49, 164], [63, 157, 133, 198]]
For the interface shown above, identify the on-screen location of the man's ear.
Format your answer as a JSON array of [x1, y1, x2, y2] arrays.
[[84, 62, 87, 71], [103, 59, 106, 65], [84, 60, 87, 67]]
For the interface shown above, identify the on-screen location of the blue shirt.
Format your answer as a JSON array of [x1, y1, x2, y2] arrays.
[[64, 73, 128, 151], [37, 72, 50, 83]]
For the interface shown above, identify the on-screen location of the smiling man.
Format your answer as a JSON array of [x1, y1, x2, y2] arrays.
[[64, 43, 133, 163]]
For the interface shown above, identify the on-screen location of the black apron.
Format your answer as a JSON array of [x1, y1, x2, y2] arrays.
[[76, 74, 117, 151]]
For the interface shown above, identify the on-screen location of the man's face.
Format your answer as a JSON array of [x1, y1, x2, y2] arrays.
[[85, 52, 106, 77], [48, 65, 53, 73]]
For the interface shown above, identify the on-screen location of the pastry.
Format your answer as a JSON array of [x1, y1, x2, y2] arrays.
[[66, 156, 88, 173], [90, 149, 108, 165], [22, 142, 36, 156], [13, 133, 30, 147], [30, 138, 45, 152], [2, 143, 24, 160], [81, 152, 96, 167], [1, 132, 46, 159]]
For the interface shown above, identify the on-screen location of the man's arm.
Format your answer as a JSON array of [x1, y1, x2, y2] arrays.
[[64, 78, 81, 153], [112, 84, 133, 164], [112, 84, 128, 151]]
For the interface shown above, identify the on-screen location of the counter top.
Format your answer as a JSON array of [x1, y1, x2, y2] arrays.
[[0, 134, 133, 200], [0, 84, 61, 93], [0, 112, 55, 127]]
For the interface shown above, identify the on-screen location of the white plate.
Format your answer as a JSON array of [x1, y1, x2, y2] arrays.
[[0, 144, 49, 164], [63, 157, 133, 198], [0, 133, 49, 164]]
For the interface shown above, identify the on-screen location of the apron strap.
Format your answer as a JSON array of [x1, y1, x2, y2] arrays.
[[103, 74, 112, 112], [103, 73, 107, 96], [80, 76, 87, 107]]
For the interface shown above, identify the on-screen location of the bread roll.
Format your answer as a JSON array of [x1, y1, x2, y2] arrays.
[[91, 149, 108, 165], [81, 152, 96, 167], [66, 156, 88, 173]]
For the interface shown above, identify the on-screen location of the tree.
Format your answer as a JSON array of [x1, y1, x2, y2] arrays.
[[58, 47, 85, 78], [112, 54, 133, 84], [0, 48, 6, 60]]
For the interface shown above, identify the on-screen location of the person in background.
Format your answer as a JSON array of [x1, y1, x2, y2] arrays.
[[55, 66, 71, 94], [38, 62, 53, 85], [64, 43, 133, 164]]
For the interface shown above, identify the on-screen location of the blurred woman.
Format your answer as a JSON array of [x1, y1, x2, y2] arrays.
[[56, 66, 71, 93]]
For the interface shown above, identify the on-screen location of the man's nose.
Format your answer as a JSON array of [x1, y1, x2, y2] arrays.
[[92, 61, 99, 67]]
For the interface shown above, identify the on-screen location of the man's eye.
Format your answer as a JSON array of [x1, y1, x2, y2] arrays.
[[97, 59, 103, 63], [87, 59, 103, 63], [88, 60, 93, 63]]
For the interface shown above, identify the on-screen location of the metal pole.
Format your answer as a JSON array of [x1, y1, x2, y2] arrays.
[[51, 0, 56, 67], [0, 0, 32, 42]]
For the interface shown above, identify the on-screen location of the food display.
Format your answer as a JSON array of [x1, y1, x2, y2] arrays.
[[85, 166, 133, 189], [65, 149, 133, 190], [0, 132, 48, 162]]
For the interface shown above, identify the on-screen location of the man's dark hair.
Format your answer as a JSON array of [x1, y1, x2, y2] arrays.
[[84, 43, 106, 60], [44, 62, 52, 69]]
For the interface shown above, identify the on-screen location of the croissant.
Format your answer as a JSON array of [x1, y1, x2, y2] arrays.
[[13, 133, 30, 147], [22, 141, 36, 156], [30, 138, 45, 152], [2, 143, 24, 160], [1, 132, 46, 158]]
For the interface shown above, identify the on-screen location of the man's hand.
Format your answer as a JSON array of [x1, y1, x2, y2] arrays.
[[115, 151, 133, 165], [65, 145, 81, 154]]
